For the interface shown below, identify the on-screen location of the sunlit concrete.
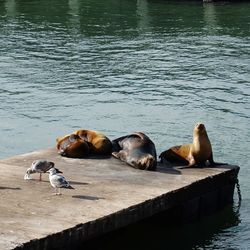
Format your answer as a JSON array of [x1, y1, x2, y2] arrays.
[[0, 148, 239, 250]]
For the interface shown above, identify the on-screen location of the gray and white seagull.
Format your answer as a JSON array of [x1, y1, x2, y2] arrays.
[[24, 159, 55, 181], [48, 167, 74, 195]]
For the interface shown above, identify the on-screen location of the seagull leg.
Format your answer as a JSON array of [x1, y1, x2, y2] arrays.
[[39, 173, 42, 181], [53, 187, 61, 195], [52, 187, 57, 195], [57, 188, 62, 195]]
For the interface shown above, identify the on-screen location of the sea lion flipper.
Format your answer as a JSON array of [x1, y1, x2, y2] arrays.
[[112, 150, 128, 162], [208, 153, 216, 166], [112, 151, 119, 158], [187, 157, 196, 167], [208, 153, 228, 166]]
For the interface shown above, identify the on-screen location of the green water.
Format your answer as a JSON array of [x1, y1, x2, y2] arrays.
[[0, 0, 249, 249]]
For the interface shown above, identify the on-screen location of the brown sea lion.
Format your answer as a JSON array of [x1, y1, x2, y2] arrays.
[[112, 132, 157, 171], [56, 129, 112, 158], [159, 123, 224, 167], [56, 134, 90, 158], [74, 129, 112, 156]]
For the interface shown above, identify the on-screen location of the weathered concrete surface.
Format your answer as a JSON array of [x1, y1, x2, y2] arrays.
[[0, 148, 239, 250]]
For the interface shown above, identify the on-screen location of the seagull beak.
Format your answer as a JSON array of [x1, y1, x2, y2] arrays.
[[55, 168, 63, 174]]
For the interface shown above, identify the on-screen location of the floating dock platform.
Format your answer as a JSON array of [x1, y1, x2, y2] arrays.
[[0, 148, 239, 250]]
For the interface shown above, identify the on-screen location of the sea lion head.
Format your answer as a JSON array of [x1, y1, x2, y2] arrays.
[[131, 154, 156, 171], [56, 134, 90, 158], [193, 123, 208, 137]]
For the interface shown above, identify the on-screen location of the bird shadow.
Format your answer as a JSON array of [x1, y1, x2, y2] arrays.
[[24, 179, 89, 185], [72, 195, 104, 201], [0, 186, 21, 190], [69, 181, 89, 186], [25, 179, 49, 183]]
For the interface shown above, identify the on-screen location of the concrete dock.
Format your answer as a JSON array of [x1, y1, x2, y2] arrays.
[[0, 148, 239, 250]]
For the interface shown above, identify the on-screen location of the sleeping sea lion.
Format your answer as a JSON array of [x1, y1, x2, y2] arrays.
[[159, 123, 224, 167], [74, 129, 113, 156], [56, 129, 112, 158], [112, 132, 157, 171], [56, 134, 90, 158]]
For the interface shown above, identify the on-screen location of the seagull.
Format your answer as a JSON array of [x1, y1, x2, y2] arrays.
[[48, 167, 74, 195], [24, 159, 55, 181]]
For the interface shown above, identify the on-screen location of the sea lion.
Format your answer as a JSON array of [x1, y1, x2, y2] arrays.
[[56, 134, 90, 158], [112, 132, 157, 171], [56, 129, 112, 158], [159, 123, 222, 167], [74, 129, 112, 156]]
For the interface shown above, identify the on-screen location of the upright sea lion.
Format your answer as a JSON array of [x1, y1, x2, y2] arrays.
[[159, 123, 223, 167], [56, 129, 112, 158], [112, 132, 157, 171]]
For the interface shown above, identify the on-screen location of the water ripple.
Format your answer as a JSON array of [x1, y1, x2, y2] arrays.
[[0, 0, 250, 248]]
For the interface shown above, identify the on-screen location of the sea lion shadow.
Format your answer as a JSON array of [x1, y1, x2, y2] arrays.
[[0, 186, 21, 190], [87, 155, 112, 160], [156, 162, 182, 175], [72, 195, 104, 201], [62, 155, 112, 160]]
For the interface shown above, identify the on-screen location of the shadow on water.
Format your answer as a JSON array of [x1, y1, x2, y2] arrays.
[[72, 205, 240, 250]]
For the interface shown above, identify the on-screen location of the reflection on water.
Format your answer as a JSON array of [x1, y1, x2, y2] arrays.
[[77, 205, 241, 250], [4, 0, 17, 17], [0, 0, 249, 249], [68, 0, 81, 30], [203, 3, 218, 34], [136, 0, 151, 32]]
